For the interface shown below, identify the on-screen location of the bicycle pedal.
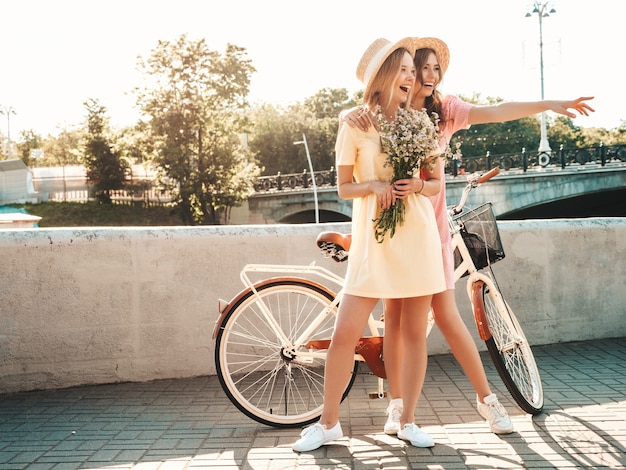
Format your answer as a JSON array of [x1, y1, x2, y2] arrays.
[[369, 391, 387, 399]]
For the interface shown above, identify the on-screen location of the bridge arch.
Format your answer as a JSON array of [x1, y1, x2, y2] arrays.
[[239, 164, 626, 224], [278, 209, 351, 224], [246, 188, 352, 224], [444, 165, 626, 218]]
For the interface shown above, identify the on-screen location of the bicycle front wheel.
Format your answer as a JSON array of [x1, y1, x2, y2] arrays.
[[215, 279, 359, 428], [473, 281, 544, 415]]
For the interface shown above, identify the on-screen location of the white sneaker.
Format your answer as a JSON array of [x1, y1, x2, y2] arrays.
[[384, 402, 402, 435], [292, 422, 343, 452], [477, 393, 514, 434], [397, 423, 434, 448]]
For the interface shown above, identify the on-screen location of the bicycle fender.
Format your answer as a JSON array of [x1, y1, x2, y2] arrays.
[[470, 280, 492, 341], [212, 277, 335, 340], [355, 337, 386, 379]]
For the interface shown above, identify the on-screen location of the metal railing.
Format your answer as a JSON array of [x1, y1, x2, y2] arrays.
[[453, 143, 626, 175], [253, 144, 626, 193], [31, 144, 626, 203], [253, 168, 337, 193]]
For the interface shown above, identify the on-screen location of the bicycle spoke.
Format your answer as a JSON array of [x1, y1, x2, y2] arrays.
[[482, 284, 543, 414], [215, 280, 357, 427]]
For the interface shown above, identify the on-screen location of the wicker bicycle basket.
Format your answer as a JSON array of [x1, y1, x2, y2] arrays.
[[453, 202, 505, 277]]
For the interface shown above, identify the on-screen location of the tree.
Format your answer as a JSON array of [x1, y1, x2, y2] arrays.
[[82, 98, 128, 204], [577, 122, 624, 148], [304, 88, 359, 172], [547, 116, 586, 149], [16, 129, 44, 167], [40, 127, 84, 166], [304, 88, 356, 120], [116, 121, 157, 165], [247, 88, 358, 176], [135, 35, 260, 225], [246, 103, 312, 175]]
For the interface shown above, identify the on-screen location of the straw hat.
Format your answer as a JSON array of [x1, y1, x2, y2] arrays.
[[410, 36, 450, 74], [356, 37, 415, 98]]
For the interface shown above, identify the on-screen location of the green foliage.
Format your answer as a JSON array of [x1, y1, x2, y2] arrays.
[[82, 99, 128, 204], [304, 88, 354, 120], [577, 120, 626, 148], [247, 88, 359, 176], [16, 129, 43, 167], [450, 94, 541, 157], [116, 121, 157, 165], [455, 117, 540, 157], [246, 103, 312, 175], [135, 35, 261, 225], [39, 127, 84, 166], [448, 93, 626, 158], [548, 116, 585, 149]]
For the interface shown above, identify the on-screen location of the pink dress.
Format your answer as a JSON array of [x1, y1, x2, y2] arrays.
[[428, 95, 472, 290]]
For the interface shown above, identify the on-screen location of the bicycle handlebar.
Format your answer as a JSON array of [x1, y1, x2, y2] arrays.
[[317, 167, 502, 259], [449, 166, 501, 216], [477, 167, 500, 184]]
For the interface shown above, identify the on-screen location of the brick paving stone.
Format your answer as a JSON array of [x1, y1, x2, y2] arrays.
[[0, 338, 625, 469]]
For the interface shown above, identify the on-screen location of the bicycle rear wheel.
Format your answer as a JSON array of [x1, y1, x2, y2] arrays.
[[214, 279, 359, 428], [473, 280, 544, 415]]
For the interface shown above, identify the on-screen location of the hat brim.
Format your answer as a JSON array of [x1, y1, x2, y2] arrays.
[[411, 37, 450, 74], [357, 37, 416, 100]]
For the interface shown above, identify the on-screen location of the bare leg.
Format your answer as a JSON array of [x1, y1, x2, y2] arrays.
[[431, 289, 491, 401], [383, 298, 403, 399], [398, 295, 432, 426], [318, 294, 379, 427]]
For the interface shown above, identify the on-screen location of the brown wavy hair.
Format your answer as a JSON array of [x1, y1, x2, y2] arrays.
[[411, 48, 447, 132]]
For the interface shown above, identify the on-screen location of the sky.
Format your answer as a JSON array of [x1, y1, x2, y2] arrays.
[[1, 0, 624, 139]]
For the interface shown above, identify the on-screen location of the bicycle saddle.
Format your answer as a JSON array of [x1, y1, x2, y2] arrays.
[[316, 231, 352, 263]]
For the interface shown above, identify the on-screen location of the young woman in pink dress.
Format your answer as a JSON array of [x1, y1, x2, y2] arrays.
[[342, 35, 594, 437]]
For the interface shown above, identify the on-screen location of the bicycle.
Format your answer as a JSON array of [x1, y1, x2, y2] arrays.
[[212, 167, 544, 428]]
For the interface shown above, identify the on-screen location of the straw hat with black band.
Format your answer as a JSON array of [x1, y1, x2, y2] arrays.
[[355, 37, 416, 101], [410, 36, 450, 74]]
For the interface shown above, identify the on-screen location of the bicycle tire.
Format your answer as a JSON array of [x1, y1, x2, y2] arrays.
[[215, 279, 359, 428], [472, 280, 544, 415]]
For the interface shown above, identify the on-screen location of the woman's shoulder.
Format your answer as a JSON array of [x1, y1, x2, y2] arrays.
[[441, 94, 472, 117], [438, 94, 472, 137], [337, 120, 374, 139], [441, 93, 467, 107]]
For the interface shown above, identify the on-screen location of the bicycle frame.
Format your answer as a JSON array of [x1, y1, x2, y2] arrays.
[[450, 222, 502, 340], [213, 169, 502, 375], [214, 166, 544, 425], [447, 167, 514, 342], [213, 262, 385, 362]]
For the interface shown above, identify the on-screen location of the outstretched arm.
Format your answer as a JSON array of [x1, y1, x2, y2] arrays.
[[468, 96, 595, 125]]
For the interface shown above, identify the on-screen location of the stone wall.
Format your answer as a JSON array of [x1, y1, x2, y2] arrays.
[[0, 218, 624, 393]]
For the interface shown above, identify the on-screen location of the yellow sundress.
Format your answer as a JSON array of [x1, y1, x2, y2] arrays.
[[335, 122, 446, 299]]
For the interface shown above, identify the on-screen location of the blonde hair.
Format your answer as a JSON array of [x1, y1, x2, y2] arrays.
[[364, 48, 410, 112]]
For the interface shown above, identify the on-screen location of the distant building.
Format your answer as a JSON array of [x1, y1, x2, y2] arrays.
[[0, 159, 40, 204]]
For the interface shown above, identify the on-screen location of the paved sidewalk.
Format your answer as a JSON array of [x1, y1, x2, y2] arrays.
[[1, 337, 625, 469]]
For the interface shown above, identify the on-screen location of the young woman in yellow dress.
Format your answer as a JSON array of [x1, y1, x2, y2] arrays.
[[292, 37, 446, 452]]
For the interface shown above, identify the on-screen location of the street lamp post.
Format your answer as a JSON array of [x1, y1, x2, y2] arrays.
[[0, 105, 17, 159], [293, 133, 319, 224], [526, 1, 556, 155]]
